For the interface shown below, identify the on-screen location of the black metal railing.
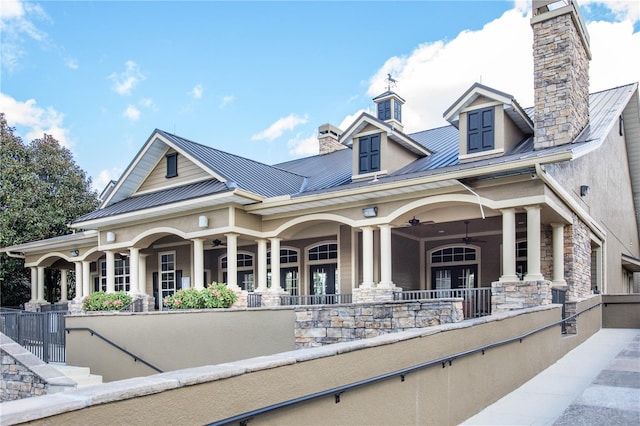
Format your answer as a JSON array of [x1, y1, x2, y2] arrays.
[[394, 288, 492, 319], [279, 294, 353, 306], [65, 327, 163, 373], [119, 298, 144, 312], [247, 293, 262, 308], [207, 301, 602, 426], [0, 309, 67, 363], [552, 287, 567, 333]]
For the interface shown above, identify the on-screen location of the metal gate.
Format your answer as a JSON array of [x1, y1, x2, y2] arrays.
[[0, 309, 67, 363]]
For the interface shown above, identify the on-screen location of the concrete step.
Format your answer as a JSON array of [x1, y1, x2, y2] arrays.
[[50, 364, 103, 387]]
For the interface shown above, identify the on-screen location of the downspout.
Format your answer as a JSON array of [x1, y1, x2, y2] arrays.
[[535, 163, 608, 292]]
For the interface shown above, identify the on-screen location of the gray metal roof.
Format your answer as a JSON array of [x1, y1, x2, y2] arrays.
[[275, 148, 353, 192]]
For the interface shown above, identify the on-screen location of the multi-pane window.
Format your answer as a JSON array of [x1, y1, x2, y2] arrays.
[[160, 252, 176, 294], [99, 258, 130, 292], [267, 248, 299, 295], [467, 107, 494, 153], [358, 134, 381, 174], [308, 243, 338, 261], [221, 253, 255, 291], [516, 240, 527, 279], [431, 247, 477, 264], [394, 99, 402, 121]]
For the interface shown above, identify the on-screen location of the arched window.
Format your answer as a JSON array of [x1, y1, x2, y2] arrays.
[[429, 245, 479, 290], [220, 252, 254, 291], [306, 242, 338, 295]]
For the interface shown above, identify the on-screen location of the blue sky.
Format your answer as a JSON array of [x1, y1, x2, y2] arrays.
[[2, 0, 639, 192]]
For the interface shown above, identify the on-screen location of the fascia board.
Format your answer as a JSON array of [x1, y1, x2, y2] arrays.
[[1, 230, 98, 253], [444, 86, 513, 124]]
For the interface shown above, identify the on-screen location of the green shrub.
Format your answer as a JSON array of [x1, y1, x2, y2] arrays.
[[163, 282, 238, 309], [83, 291, 132, 311]]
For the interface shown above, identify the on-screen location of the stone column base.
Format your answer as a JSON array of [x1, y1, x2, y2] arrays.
[[68, 299, 84, 314], [491, 279, 552, 313], [130, 294, 154, 312], [353, 286, 403, 304], [231, 290, 249, 308], [24, 301, 48, 312], [255, 290, 286, 308]]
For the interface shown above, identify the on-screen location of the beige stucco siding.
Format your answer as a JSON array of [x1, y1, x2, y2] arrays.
[[136, 148, 212, 194], [544, 125, 640, 293]]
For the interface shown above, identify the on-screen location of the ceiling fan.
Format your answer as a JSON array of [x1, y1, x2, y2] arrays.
[[461, 221, 486, 244], [403, 216, 435, 228]]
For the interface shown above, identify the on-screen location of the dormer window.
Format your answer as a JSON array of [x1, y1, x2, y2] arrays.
[[166, 152, 178, 178], [358, 134, 381, 174], [467, 106, 494, 153]]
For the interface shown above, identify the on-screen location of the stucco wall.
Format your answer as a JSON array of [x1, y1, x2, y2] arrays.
[[5, 302, 603, 426], [602, 294, 640, 328], [65, 308, 295, 382]]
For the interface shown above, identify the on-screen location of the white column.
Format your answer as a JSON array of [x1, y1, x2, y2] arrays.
[[256, 239, 268, 291], [37, 266, 46, 302], [192, 238, 205, 290], [551, 223, 567, 286], [59, 269, 68, 302], [30, 267, 38, 302], [139, 254, 149, 295], [82, 260, 91, 297], [524, 205, 544, 281], [225, 233, 240, 290], [129, 247, 140, 294], [361, 227, 375, 288], [74, 261, 83, 301], [270, 238, 282, 292], [499, 208, 519, 281], [378, 224, 394, 288], [105, 251, 116, 292]]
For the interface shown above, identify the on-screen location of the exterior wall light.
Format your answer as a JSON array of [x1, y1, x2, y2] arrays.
[[198, 215, 209, 228], [70, 250, 79, 257], [106, 231, 116, 243], [580, 185, 590, 197], [362, 207, 378, 218]]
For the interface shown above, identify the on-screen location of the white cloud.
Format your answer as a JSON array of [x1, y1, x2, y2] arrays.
[[108, 60, 146, 96], [219, 95, 235, 109], [0, 0, 50, 72], [287, 133, 318, 157], [94, 168, 123, 193], [65, 58, 79, 70], [123, 104, 140, 121], [581, 0, 640, 22], [190, 84, 203, 99], [251, 113, 309, 141], [0, 92, 72, 147], [361, 2, 640, 134]]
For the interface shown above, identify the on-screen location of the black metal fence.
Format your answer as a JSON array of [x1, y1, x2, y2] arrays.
[[0, 308, 67, 363], [280, 293, 353, 306], [394, 288, 493, 319]]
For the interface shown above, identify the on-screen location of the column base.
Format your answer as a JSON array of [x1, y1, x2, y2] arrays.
[[353, 286, 402, 303]]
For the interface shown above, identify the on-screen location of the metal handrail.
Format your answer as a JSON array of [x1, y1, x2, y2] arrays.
[[208, 302, 602, 426], [65, 327, 163, 373]]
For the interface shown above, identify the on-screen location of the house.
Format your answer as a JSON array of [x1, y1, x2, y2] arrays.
[[3, 0, 639, 313]]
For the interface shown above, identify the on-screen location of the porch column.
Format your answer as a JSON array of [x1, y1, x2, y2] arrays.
[[30, 267, 38, 302], [105, 250, 116, 292], [378, 224, 394, 288], [499, 208, 519, 281], [524, 205, 544, 281], [59, 269, 68, 302], [129, 247, 140, 294], [37, 266, 45, 302], [139, 254, 149, 295], [82, 260, 91, 297], [74, 261, 83, 301], [192, 238, 205, 290], [551, 223, 567, 286], [225, 233, 240, 290], [256, 239, 268, 291], [361, 226, 375, 288], [270, 238, 282, 292]]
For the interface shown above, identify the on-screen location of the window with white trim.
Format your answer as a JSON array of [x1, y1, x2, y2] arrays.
[[99, 257, 130, 292]]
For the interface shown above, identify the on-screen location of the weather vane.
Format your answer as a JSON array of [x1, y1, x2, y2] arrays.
[[385, 73, 398, 91]]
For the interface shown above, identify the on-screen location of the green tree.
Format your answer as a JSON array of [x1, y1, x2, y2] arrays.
[[0, 113, 99, 306]]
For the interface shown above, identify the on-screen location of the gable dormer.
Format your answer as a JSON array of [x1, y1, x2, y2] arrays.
[[443, 83, 534, 162], [373, 90, 405, 132], [340, 113, 431, 182]]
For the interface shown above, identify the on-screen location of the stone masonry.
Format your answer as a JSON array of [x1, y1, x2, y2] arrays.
[[532, 4, 590, 149], [294, 299, 463, 348], [491, 279, 552, 313], [565, 215, 592, 300]]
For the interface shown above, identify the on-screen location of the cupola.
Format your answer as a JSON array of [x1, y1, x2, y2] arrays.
[[373, 76, 405, 132]]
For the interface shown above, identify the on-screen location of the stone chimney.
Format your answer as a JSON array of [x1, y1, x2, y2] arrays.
[[531, 0, 591, 150], [318, 123, 345, 155]]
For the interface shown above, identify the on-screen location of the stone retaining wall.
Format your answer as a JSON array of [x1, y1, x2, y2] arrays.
[[294, 299, 463, 348], [0, 333, 75, 401]]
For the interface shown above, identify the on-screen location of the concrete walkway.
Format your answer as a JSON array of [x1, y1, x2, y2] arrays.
[[461, 328, 640, 425]]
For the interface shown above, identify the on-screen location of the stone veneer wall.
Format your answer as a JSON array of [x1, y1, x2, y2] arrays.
[[540, 225, 553, 279], [294, 299, 463, 348], [565, 215, 592, 299], [491, 280, 552, 313], [532, 6, 590, 149], [0, 333, 76, 401]]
